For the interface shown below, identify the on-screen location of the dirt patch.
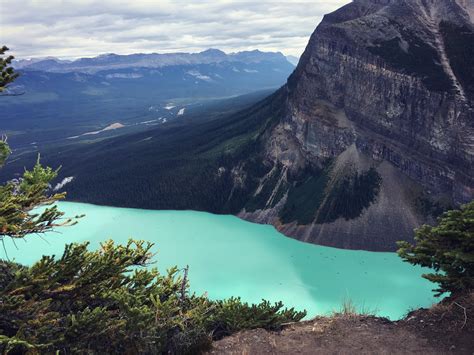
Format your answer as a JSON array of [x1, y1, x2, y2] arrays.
[[402, 292, 474, 354], [209, 293, 474, 355], [209, 316, 440, 355]]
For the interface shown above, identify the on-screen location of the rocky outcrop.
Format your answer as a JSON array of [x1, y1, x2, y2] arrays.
[[238, 0, 474, 251]]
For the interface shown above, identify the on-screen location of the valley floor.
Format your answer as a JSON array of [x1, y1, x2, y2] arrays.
[[209, 293, 474, 354]]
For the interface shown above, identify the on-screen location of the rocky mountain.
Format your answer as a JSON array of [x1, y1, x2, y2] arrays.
[[13, 49, 291, 74], [236, 0, 474, 250]]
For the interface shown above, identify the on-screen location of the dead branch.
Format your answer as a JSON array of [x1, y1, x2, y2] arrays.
[[180, 265, 189, 304], [454, 302, 467, 329]]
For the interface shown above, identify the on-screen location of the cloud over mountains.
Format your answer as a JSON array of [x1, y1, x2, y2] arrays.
[[0, 0, 348, 59]]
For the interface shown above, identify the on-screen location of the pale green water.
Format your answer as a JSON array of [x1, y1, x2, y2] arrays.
[[3, 202, 438, 320]]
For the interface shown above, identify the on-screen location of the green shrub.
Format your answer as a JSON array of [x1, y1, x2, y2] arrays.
[[0, 239, 306, 354], [398, 201, 474, 296]]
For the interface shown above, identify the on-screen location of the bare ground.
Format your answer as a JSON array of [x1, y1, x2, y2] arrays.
[[209, 293, 474, 355]]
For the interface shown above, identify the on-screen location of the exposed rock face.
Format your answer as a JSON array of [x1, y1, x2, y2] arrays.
[[239, 0, 474, 251]]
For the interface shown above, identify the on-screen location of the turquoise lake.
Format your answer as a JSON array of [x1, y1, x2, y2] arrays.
[[3, 201, 438, 320]]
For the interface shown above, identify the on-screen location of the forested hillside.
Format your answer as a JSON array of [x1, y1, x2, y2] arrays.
[[0, 88, 278, 211]]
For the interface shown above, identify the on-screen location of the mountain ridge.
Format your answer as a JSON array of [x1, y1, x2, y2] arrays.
[[13, 49, 291, 74]]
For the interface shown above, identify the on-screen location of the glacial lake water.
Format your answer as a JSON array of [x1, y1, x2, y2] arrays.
[[3, 201, 439, 320]]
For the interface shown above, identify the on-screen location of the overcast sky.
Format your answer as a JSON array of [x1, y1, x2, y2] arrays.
[[0, 0, 349, 60]]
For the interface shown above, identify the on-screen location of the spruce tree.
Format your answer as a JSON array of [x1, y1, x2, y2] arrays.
[[0, 46, 18, 92], [397, 201, 474, 296], [0, 239, 305, 353]]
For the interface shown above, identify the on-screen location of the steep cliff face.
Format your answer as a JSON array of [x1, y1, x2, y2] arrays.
[[239, 0, 474, 251]]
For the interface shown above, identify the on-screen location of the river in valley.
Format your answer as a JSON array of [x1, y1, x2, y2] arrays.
[[3, 202, 439, 320]]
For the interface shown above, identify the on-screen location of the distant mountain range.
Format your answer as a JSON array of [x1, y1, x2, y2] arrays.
[[14, 49, 294, 74], [1, 49, 295, 150]]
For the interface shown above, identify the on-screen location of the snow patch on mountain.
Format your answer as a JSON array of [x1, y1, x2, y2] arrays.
[[105, 73, 143, 79], [186, 70, 212, 81]]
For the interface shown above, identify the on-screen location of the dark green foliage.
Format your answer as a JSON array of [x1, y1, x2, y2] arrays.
[[398, 202, 474, 296], [367, 23, 453, 92], [254, 164, 381, 226], [209, 298, 303, 339], [0, 240, 306, 354], [0, 141, 10, 167], [280, 166, 329, 225], [0, 148, 79, 243], [414, 194, 453, 219], [316, 168, 382, 224], [440, 21, 474, 95], [0, 46, 18, 92]]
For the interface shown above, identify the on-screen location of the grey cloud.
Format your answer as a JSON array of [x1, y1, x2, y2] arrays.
[[0, 0, 349, 59]]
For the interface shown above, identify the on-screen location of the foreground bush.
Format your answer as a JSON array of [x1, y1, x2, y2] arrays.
[[398, 201, 474, 296], [0, 239, 306, 354]]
